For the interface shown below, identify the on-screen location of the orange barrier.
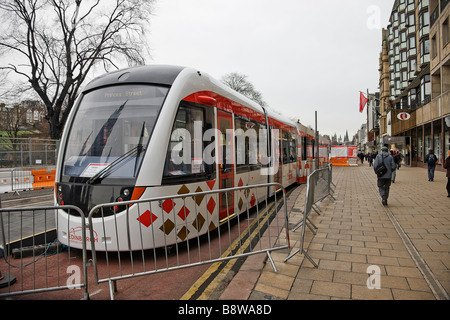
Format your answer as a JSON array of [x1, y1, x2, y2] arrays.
[[31, 169, 55, 189], [330, 158, 350, 166]]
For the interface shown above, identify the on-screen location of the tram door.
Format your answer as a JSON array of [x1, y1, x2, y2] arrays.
[[217, 110, 234, 221]]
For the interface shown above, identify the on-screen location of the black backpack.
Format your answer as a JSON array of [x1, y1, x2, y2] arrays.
[[428, 154, 437, 166], [375, 154, 388, 177]]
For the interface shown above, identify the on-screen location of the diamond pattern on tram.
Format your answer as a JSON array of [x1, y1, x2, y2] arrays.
[[194, 186, 204, 206], [208, 221, 216, 231], [250, 194, 256, 207], [177, 226, 189, 241], [137, 210, 158, 228], [162, 199, 175, 213], [206, 180, 216, 190], [178, 184, 190, 195], [192, 213, 205, 231], [159, 219, 175, 235], [238, 198, 244, 211], [177, 206, 190, 221], [207, 197, 216, 215]]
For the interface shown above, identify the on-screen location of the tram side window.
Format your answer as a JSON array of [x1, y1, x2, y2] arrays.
[[289, 133, 296, 163], [281, 130, 295, 164], [235, 117, 262, 173], [162, 102, 215, 184], [302, 137, 307, 161]]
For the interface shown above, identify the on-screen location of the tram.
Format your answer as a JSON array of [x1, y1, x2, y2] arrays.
[[55, 65, 318, 251]]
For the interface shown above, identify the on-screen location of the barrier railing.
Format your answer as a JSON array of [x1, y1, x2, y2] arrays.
[[87, 183, 290, 300], [0, 182, 291, 300], [0, 167, 56, 194], [0, 204, 89, 299], [284, 164, 335, 265]]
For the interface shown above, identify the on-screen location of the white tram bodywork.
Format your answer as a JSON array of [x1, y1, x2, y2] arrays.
[[55, 65, 306, 251]]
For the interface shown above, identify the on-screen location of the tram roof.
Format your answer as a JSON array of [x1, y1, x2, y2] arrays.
[[83, 65, 186, 92]]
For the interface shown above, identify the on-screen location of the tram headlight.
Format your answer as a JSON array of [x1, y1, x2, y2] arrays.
[[56, 183, 64, 205]]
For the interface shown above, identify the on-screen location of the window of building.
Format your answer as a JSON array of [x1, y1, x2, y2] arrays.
[[444, 18, 449, 47], [431, 34, 437, 59], [417, 125, 423, 161], [407, 13, 415, 26], [412, 128, 418, 162], [433, 120, 442, 163], [422, 38, 430, 55], [424, 123, 432, 158], [419, 10, 429, 28], [409, 87, 418, 108], [401, 31, 407, 43], [409, 58, 416, 73], [445, 117, 450, 161], [421, 75, 431, 103], [408, 36, 416, 49], [402, 71, 408, 82]]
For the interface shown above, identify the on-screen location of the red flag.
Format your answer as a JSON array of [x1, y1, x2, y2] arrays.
[[359, 92, 368, 113]]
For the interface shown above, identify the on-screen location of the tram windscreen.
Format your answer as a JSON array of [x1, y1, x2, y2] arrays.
[[62, 85, 169, 182]]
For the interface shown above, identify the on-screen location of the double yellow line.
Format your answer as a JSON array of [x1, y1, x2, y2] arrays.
[[181, 202, 278, 300]]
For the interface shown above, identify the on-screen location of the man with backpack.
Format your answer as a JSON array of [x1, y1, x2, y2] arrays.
[[424, 149, 438, 181], [374, 146, 397, 205]]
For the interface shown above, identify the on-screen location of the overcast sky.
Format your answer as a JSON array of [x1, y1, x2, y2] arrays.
[[148, 0, 394, 140]]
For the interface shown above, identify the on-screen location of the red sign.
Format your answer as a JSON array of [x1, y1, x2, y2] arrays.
[[397, 112, 411, 120]]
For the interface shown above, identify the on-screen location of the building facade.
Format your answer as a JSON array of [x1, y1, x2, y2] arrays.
[[379, 0, 450, 169]]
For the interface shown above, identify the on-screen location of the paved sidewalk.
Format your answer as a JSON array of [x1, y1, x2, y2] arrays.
[[220, 164, 450, 300]]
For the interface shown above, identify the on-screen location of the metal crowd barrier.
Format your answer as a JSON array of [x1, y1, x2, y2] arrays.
[[285, 164, 335, 265], [0, 204, 89, 299], [87, 183, 290, 300], [0, 182, 290, 300]]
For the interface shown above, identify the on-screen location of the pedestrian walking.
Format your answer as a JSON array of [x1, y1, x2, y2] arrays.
[[424, 148, 438, 181], [444, 150, 450, 197], [368, 153, 374, 167], [374, 146, 396, 205], [359, 152, 364, 164]]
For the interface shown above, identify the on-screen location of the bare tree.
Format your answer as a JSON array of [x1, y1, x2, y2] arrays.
[[0, 104, 26, 139], [221, 72, 268, 108], [0, 0, 155, 139]]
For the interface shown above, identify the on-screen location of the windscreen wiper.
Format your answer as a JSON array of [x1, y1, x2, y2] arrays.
[[133, 121, 146, 176], [86, 145, 144, 184]]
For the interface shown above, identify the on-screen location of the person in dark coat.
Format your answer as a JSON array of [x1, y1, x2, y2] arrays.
[[373, 146, 396, 205], [424, 148, 438, 181], [444, 150, 450, 197]]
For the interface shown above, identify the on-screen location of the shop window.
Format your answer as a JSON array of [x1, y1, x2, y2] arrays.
[[433, 120, 442, 163], [424, 123, 432, 160]]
